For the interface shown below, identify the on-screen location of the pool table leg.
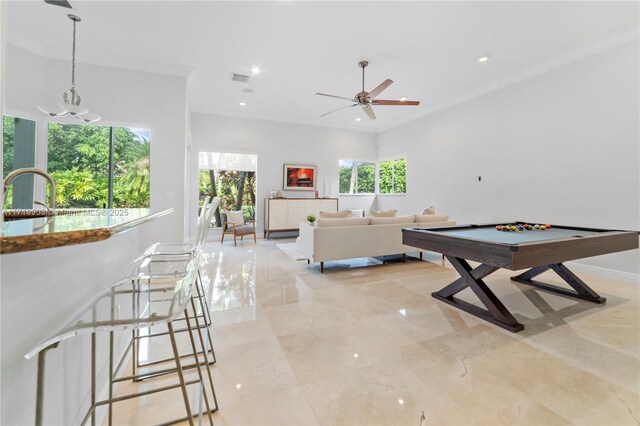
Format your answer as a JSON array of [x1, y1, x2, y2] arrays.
[[433, 256, 524, 333], [511, 263, 606, 304]]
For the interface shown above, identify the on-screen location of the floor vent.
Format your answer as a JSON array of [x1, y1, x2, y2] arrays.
[[43, 0, 74, 9], [231, 73, 250, 83]]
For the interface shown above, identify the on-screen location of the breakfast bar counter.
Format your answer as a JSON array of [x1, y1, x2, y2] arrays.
[[1, 208, 172, 254], [1, 207, 175, 425]]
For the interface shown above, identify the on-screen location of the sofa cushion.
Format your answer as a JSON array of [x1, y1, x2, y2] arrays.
[[370, 209, 397, 217], [348, 208, 364, 217], [369, 215, 416, 225], [317, 217, 370, 227], [319, 210, 351, 218], [414, 214, 449, 223], [421, 206, 436, 215]]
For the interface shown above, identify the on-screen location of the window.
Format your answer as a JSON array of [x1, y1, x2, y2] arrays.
[[48, 123, 150, 208], [339, 160, 375, 194], [378, 158, 406, 194], [3, 115, 37, 209], [199, 152, 257, 228]]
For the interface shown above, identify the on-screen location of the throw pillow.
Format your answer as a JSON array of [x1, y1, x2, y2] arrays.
[[370, 209, 397, 217], [421, 206, 436, 215], [348, 208, 365, 218], [369, 215, 416, 225], [414, 214, 449, 223], [319, 210, 351, 218], [316, 217, 370, 227], [226, 210, 244, 226]]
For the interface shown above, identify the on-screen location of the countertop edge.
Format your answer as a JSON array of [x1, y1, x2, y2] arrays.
[[1, 208, 173, 255]]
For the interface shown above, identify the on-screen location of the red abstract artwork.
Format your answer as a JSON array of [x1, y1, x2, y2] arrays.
[[283, 164, 316, 190]]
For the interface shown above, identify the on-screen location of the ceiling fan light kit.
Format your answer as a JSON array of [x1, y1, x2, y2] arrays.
[[317, 60, 420, 120], [37, 14, 101, 123]]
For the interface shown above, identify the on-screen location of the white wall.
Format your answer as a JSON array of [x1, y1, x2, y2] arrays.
[[189, 113, 376, 237], [376, 41, 640, 276], [4, 45, 189, 244]]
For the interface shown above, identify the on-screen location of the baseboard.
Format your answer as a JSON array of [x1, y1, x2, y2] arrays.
[[565, 261, 639, 284]]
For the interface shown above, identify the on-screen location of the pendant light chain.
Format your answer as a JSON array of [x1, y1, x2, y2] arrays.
[[71, 17, 77, 90]]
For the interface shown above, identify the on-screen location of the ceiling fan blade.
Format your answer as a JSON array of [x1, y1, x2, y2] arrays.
[[362, 104, 376, 120], [316, 93, 355, 102], [372, 99, 420, 106], [367, 79, 393, 99], [321, 103, 357, 117]]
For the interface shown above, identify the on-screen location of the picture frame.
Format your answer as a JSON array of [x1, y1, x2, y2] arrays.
[[283, 164, 317, 191]]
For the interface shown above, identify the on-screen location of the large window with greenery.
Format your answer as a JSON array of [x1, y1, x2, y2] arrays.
[[199, 169, 256, 227], [47, 123, 150, 208], [339, 160, 375, 194], [378, 157, 406, 194]]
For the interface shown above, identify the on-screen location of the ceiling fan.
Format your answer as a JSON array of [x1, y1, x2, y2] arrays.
[[317, 60, 420, 120]]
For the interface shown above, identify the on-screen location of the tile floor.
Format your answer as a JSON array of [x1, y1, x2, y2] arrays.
[[112, 238, 640, 425]]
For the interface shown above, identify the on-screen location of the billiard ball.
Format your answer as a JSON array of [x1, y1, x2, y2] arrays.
[[545, 224, 551, 229], [534, 224, 540, 229], [510, 225, 516, 231], [517, 225, 524, 231], [496, 225, 503, 231]]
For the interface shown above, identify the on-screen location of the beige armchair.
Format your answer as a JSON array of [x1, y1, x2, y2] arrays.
[[221, 211, 256, 246]]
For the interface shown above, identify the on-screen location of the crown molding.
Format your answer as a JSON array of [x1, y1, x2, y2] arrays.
[[378, 25, 640, 133], [7, 34, 194, 77], [189, 105, 377, 134]]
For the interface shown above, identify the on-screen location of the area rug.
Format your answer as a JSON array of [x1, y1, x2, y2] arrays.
[[276, 242, 306, 261]]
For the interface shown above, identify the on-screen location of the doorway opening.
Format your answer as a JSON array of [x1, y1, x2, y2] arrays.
[[198, 152, 257, 228]]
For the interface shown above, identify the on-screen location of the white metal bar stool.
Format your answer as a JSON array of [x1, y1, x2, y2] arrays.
[[25, 257, 216, 426]]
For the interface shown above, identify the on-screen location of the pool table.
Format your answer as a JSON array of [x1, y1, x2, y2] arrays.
[[402, 222, 639, 332]]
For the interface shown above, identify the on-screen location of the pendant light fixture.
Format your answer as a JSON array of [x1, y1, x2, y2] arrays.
[[37, 14, 101, 123]]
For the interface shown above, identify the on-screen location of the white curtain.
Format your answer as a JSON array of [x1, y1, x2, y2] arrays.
[[198, 152, 257, 172]]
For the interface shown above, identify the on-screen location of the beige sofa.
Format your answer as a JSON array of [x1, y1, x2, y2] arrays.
[[296, 214, 455, 272]]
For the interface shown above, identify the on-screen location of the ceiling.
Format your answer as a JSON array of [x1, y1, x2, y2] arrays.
[[5, 1, 639, 132]]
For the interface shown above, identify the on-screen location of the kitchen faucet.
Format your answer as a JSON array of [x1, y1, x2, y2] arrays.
[[2, 168, 57, 209]]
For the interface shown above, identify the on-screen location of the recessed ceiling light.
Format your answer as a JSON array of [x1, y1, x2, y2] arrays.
[[251, 67, 261, 75], [353, 353, 359, 358], [399, 97, 406, 101], [398, 399, 404, 405], [478, 55, 490, 63], [355, 117, 361, 121], [239, 102, 246, 106]]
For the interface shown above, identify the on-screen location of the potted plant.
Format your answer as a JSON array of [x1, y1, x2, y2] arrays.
[[307, 214, 317, 225]]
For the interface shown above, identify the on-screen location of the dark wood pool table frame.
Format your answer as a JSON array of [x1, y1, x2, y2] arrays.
[[402, 222, 639, 332]]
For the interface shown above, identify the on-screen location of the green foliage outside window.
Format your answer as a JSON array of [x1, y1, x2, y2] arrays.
[[339, 160, 375, 194], [47, 123, 150, 208], [3, 116, 15, 179], [2, 116, 16, 208], [199, 169, 256, 226], [379, 158, 406, 194]]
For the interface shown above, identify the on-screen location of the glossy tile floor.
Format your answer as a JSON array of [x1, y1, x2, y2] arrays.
[[113, 238, 640, 425]]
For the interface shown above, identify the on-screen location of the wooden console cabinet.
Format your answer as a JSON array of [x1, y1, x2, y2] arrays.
[[264, 198, 338, 239]]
